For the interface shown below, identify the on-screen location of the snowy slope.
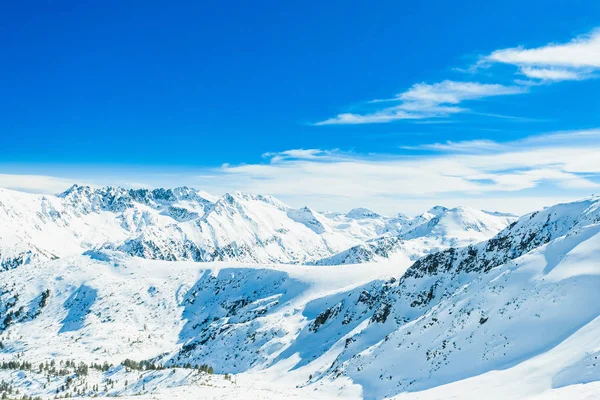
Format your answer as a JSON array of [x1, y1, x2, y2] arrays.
[[0, 196, 599, 399]]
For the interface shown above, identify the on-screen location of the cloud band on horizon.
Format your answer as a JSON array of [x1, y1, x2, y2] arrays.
[[2, 129, 599, 216]]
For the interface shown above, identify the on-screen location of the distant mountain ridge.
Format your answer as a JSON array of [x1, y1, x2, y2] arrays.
[[0, 185, 516, 270], [315, 206, 515, 265]]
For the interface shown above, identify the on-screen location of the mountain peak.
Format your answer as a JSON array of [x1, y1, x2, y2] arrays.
[[426, 205, 449, 216], [287, 206, 328, 234], [346, 207, 381, 219], [57, 183, 94, 198]]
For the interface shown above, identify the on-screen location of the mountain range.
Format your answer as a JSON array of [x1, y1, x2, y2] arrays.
[[0, 185, 515, 270], [1, 186, 599, 399]]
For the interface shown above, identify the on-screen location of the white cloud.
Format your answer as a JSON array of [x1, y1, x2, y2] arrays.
[[407, 129, 600, 152], [187, 128, 600, 215], [316, 110, 425, 125], [316, 81, 524, 125], [519, 67, 584, 81], [261, 149, 330, 163], [399, 81, 524, 104], [483, 28, 600, 82], [487, 29, 600, 68]]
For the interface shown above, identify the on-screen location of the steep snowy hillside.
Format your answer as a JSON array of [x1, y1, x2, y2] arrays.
[[0, 186, 513, 270], [307, 196, 600, 398], [0, 196, 599, 399], [0, 252, 390, 399]]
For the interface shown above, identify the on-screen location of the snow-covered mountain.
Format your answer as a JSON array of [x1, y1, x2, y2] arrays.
[[309, 195, 600, 398], [315, 206, 515, 265], [0, 195, 599, 399], [0, 185, 356, 269], [0, 185, 514, 270]]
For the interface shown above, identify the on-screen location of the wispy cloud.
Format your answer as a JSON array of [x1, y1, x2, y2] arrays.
[[401, 139, 504, 153], [404, 129, 600, 152], [316, 81, 525, 125], [198, 128, 600, 214], [519, 67, 585, 81], [318, 28, 600, 125], [261, 149, 330, 163], [400, 81, 523, 103], [482, 28, 600, 82], [486, 29, 600, 68]]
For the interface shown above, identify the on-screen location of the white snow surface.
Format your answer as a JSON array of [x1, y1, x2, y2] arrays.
[[0, 189, 599, 399]]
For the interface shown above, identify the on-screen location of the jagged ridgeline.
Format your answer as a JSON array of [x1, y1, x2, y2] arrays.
[[0, 185, 515, 270]]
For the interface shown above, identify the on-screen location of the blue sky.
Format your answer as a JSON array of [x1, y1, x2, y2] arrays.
[[1, 1, 600, 214]]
